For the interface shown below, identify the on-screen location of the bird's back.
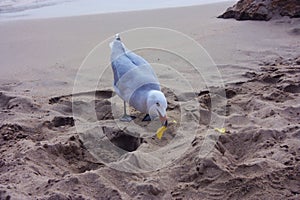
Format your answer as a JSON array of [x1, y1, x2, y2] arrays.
[[110, 36, 160, 109]]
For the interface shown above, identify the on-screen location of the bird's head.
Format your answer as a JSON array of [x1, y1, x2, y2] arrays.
[[147, 90, 168, 127]]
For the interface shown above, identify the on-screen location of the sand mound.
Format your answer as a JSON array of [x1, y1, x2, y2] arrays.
[[163, 56, 300, 199]]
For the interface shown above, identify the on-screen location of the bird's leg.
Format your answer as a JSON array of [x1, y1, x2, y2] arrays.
[[120, 101, 135, 122]]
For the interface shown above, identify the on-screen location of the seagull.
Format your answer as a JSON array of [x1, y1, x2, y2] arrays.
[[110, 34, 168, 127]]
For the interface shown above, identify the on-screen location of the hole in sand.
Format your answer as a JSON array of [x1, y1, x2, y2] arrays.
[[102, 126, 143, 152], [283, 84, 300, 94], [110, 134, 142, 152]]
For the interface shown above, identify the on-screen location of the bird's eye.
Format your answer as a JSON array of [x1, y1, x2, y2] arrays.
[[156, 102, 160, 106]]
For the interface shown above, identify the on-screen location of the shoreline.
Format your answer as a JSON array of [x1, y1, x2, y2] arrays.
[[0, 0, 235, 21]]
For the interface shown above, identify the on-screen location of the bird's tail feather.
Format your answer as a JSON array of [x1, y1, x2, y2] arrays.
[[115, 33, 121, 41], [109, 33, 121, 49]]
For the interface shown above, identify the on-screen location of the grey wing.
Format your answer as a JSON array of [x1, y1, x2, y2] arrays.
[[125, 50, 159, 83], [125, 50, 149, 67], [111, 54, 137, 86]]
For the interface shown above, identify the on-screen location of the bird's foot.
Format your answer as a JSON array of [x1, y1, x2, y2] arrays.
[[142, 114, 151, 122], [120, 114, 136, 122]]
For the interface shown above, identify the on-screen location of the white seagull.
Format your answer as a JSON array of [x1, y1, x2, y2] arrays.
[[110, 34, 168, 127]]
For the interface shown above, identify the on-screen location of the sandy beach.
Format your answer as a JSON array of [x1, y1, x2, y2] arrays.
[[0, 1, 300, 199]]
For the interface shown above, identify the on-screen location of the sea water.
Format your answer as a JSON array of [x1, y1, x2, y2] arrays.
[[0, 0, 233, 20]]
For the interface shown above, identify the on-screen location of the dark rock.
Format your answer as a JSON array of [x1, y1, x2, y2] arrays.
[[218, 0, 300, 21]]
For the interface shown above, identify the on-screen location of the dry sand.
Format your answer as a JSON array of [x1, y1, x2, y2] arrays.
[[0, 1, 300, 199]]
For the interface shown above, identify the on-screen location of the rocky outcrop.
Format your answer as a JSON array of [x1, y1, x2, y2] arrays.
[[218, 0, 300, 21]]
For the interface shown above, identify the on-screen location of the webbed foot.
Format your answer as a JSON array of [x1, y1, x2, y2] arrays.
[[142, 114, 151, 122], [120, 115, 136, 122]]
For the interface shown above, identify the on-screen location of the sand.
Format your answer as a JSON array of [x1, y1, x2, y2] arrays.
[[0, 1, 300, 199]]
